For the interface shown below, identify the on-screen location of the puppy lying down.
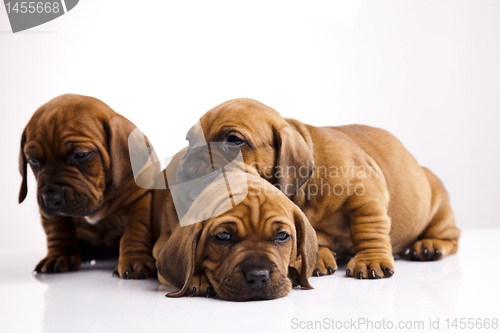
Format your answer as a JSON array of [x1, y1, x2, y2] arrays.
[[176, 98, 461, 280], [153, 172, 318, 301]]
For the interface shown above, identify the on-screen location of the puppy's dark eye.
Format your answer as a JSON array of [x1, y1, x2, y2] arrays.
[[216, 232, 231, 241], [226, 135, 245, 146], [276, 232, 289, 242], [28, 158, 39, 165], [74, 152, 91, 160]]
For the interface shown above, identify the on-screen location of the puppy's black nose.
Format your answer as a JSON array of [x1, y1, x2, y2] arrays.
[[177, 146, 215, 183], [177, 158, 197, 183], [42, 192, 63, 209], [244, 268, 270, 289]]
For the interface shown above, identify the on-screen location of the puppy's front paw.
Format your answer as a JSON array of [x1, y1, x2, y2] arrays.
[[346, 252, 394, 279], [114, 254, 156, 279], [313, 246, 338, 276], [186, 272, 215, 297], [35, 254, 82, 273], [407, 239, 450, 261]]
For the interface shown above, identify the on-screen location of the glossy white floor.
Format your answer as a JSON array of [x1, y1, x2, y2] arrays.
[[1, 228, 498, 333]]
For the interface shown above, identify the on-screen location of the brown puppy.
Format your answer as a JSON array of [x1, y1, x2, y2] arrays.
[[153, 173, 318, 301], [177, 98, 461, 279], [19, 94, 158, 279]]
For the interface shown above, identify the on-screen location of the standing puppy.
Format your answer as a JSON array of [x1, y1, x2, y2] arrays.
[[177, 98, 461, 279], [19, 94, 158, 279]]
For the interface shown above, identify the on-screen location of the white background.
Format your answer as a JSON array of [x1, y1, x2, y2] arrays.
[[0, 0, 499, 251]]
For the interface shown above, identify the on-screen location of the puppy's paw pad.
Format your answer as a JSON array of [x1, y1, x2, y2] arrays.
[[117, 255, 157, 279], [346, 254, 394, 279], [35, 254, 81, 273]]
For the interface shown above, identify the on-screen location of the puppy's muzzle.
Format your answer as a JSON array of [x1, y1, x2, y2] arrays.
[[241, 260, 272, 290], [39, 183, 68, 214], [177, 143, 242, 184], [244, 268, 270, 290], [40, 184, 65, 206], [41, 189, 64, 209], [177, 146, 211, 184]]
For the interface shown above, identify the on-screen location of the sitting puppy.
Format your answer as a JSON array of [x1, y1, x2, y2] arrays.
[[177, 98, 461, 279], [153, 172, 318, 301], [19, 94, 158, 279]]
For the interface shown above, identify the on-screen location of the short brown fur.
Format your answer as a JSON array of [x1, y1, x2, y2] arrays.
[[179, 98, 461, 279], [19, 94, 159, 278], [153, 173, 318, 301]]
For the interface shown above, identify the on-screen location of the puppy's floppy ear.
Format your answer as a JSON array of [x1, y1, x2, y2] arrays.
[[102, 116, 138, 193], [292, 207, 318, 289], [19, 129, 28, 204], [275, 125, 315, 197], [156, 222, 204, 297]]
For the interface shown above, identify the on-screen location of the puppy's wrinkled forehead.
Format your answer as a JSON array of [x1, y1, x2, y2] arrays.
[[211, 180, 295, 235], [198, 98, 284, 143], [25, 95, 109, 150]]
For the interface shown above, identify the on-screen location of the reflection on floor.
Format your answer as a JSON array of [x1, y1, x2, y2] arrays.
[[0, 228, 498, 333]]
